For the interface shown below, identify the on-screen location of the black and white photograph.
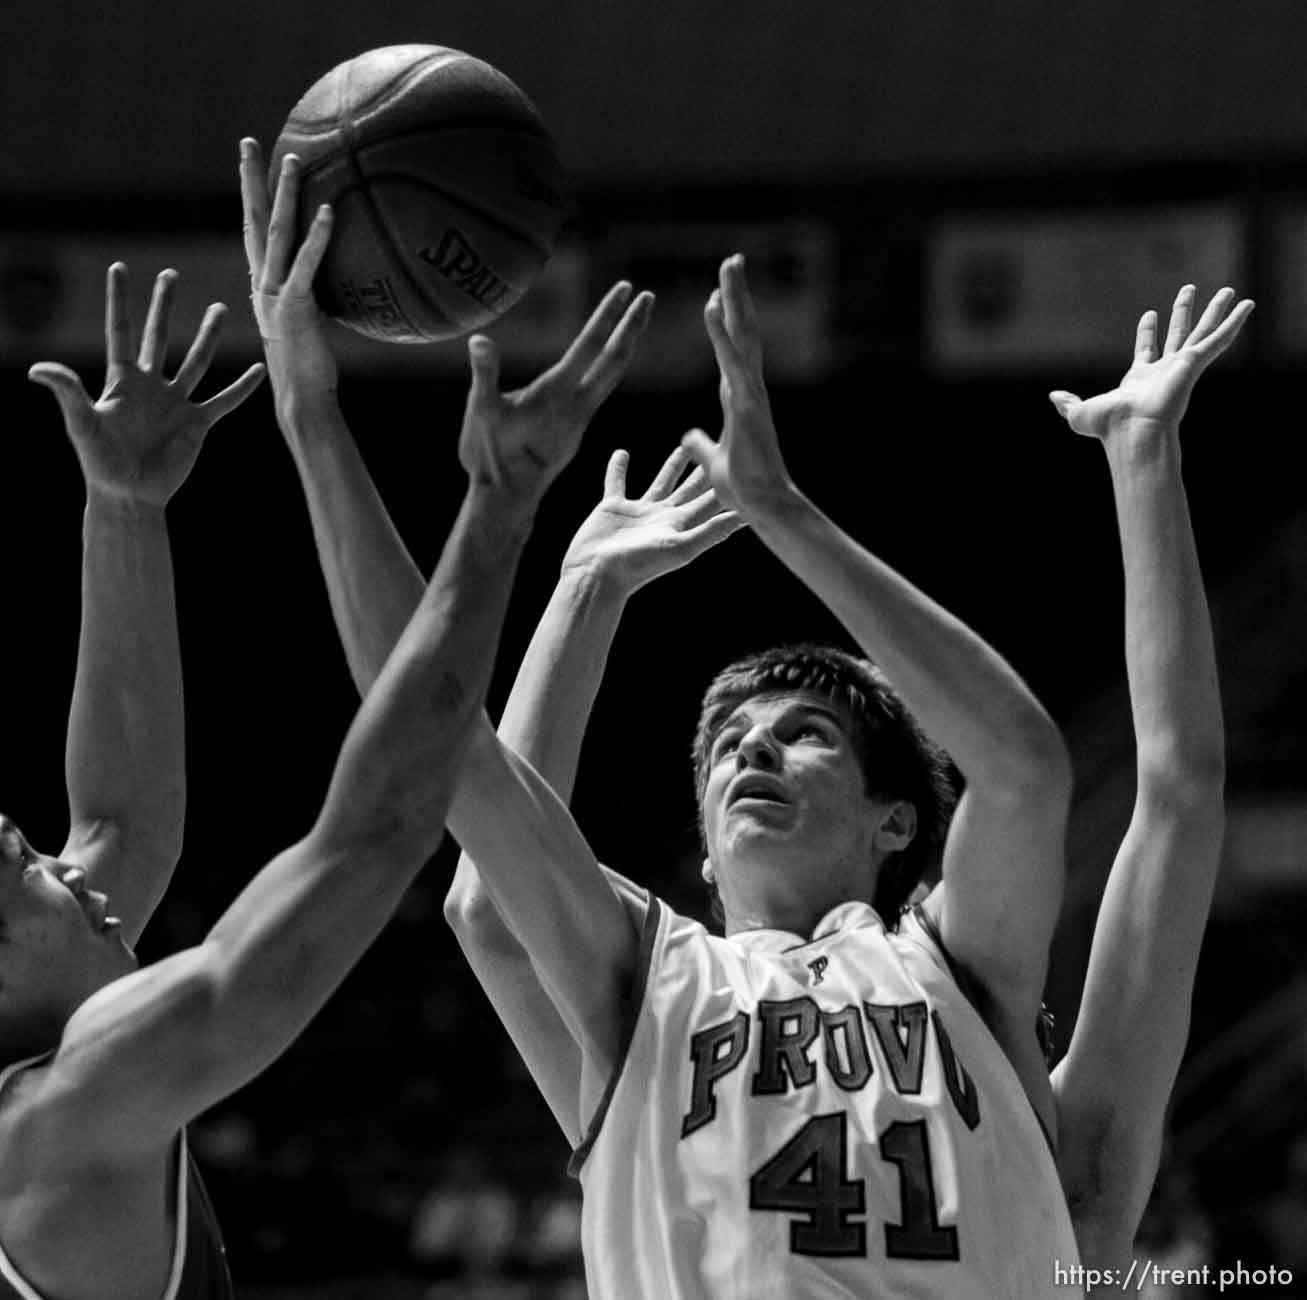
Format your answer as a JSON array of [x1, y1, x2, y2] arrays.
[[1, 4, 1304, 1297]]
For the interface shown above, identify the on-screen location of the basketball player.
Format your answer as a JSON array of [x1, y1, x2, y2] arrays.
[[0, 201, 632, 1297], [1, 262, 262, 1299], [442, 278, 1251, 1292], [252, 140, 1083, 1295], [441, 279, 1251, 1294]]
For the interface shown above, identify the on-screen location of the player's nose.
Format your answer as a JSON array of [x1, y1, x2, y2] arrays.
[[737, 726, 781, 772]]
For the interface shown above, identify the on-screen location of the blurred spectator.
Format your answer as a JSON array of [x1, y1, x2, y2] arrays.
[[1261, 1128, 1307, 1281], [519, 1173, 584, 1281], [1135, 1158, 1216, 1298], [409, 1146, 519, 1279]]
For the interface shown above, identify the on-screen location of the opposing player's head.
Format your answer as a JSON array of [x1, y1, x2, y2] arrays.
[[692, 645, 955, 932], [0, 814, 135, 1065]]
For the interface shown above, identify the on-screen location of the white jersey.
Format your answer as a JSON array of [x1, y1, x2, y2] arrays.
[[573, 899, 1082, 1299]]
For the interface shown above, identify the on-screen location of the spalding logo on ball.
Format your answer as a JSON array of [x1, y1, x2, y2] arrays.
[[270, 44, 566, 343]]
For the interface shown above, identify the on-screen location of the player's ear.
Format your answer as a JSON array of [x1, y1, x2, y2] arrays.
[[873, 801, 916, 854], [701, 858, 716, 886]]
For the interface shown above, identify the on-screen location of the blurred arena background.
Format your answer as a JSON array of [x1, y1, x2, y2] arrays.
[[3, 2, 1305, 1296]]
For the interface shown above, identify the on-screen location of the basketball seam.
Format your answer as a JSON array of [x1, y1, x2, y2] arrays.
[[338, 64, 441, 340], [338, 62, 516, 339], [352, 88, 546, 138], [290, 120, 562, 258], [288, 115, 554, 147], [346, 167, 557, 261], [348, 48, 467, 115], [286, 51, 548, 140], [332, 63, 558, 262]]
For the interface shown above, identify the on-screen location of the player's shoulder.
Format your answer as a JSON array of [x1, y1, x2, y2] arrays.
[[0, 1042, 169, 1185], [0, 1048, 180, 1211], [0, 1052, 55, 1161]]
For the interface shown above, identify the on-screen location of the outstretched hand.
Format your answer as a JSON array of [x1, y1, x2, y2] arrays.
[[240, 136, 338, 402], [457, 282, 655, 506], [1049, 285, 1254, 441], [28, 264, 264, 506], [561, 444, 743, 595], [681, 254, 796, 516]]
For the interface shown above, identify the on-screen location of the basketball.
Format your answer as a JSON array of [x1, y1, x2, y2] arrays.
[[270, 44, 566, 344]]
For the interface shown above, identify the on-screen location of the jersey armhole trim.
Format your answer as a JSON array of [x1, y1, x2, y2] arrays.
[[910, 903, 987, 1013], [0, 1055, 55, 1300], [909, 904, 1061, 1163], [567, 892, 663, 1179], [161, 1132, 189, 1300]]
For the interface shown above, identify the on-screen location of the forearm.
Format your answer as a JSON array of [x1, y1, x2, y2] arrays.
[[1105, 421, 1225, 787], [447, 560, 623, 912], [1073, 814, 1213, 1083], [319, 481, 534, 852], [442, 561, 634, 1124], [501, 563, 628, 798], [53, 482, 540, 1146], [1064, 424, 1225, 1111], [446, 563, 627, 924], [65, 489, 184, 937], [279, 388, 425, 698], [447, 716, 635, 1070], [744, 484, 1067, 789]]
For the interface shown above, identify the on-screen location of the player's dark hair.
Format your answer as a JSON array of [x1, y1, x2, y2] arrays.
[[1036, 1004, 1057, 1068], [692, 644, 957, 927]]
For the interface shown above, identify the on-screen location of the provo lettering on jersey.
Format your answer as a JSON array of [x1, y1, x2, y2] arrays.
[[417, 229, 515, 311], [681, 998, 980, 1138]]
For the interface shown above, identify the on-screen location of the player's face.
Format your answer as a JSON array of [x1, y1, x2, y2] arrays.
[[0, 815, 135, 1046], [700, 691, 889, 912]]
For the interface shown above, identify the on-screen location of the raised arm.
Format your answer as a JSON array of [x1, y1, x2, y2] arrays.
[[240, 139, 655, 698], [1048, 286, 1252, 1268], [34, 230, 572, 1166], [27, 264, 264, 946], [240, 139, 676, 1138], [682, 256, 1071, 1107], [444, 446, 740, 1140], [492, 444, 740, 799]]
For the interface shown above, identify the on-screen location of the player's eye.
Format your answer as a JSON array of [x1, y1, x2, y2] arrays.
[[713, 732, 741, 760]]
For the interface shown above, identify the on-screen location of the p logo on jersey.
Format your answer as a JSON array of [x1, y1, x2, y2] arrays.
[[807, 956, 829, 985]]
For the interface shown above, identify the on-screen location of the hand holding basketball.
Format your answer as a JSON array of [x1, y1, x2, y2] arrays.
[[457, 281, 654, 506], [28, 263, 264, 506], [682, 255, 796, 518], [560, 445, 742, 596], [1049, 284, 1254, 444], [241, 137, 340, 406]]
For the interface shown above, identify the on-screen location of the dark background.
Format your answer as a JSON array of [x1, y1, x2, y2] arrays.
[[3, 4, 1306, 1296]]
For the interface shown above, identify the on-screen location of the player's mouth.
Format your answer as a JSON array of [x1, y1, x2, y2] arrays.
[[727, 774, 790, 809]]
